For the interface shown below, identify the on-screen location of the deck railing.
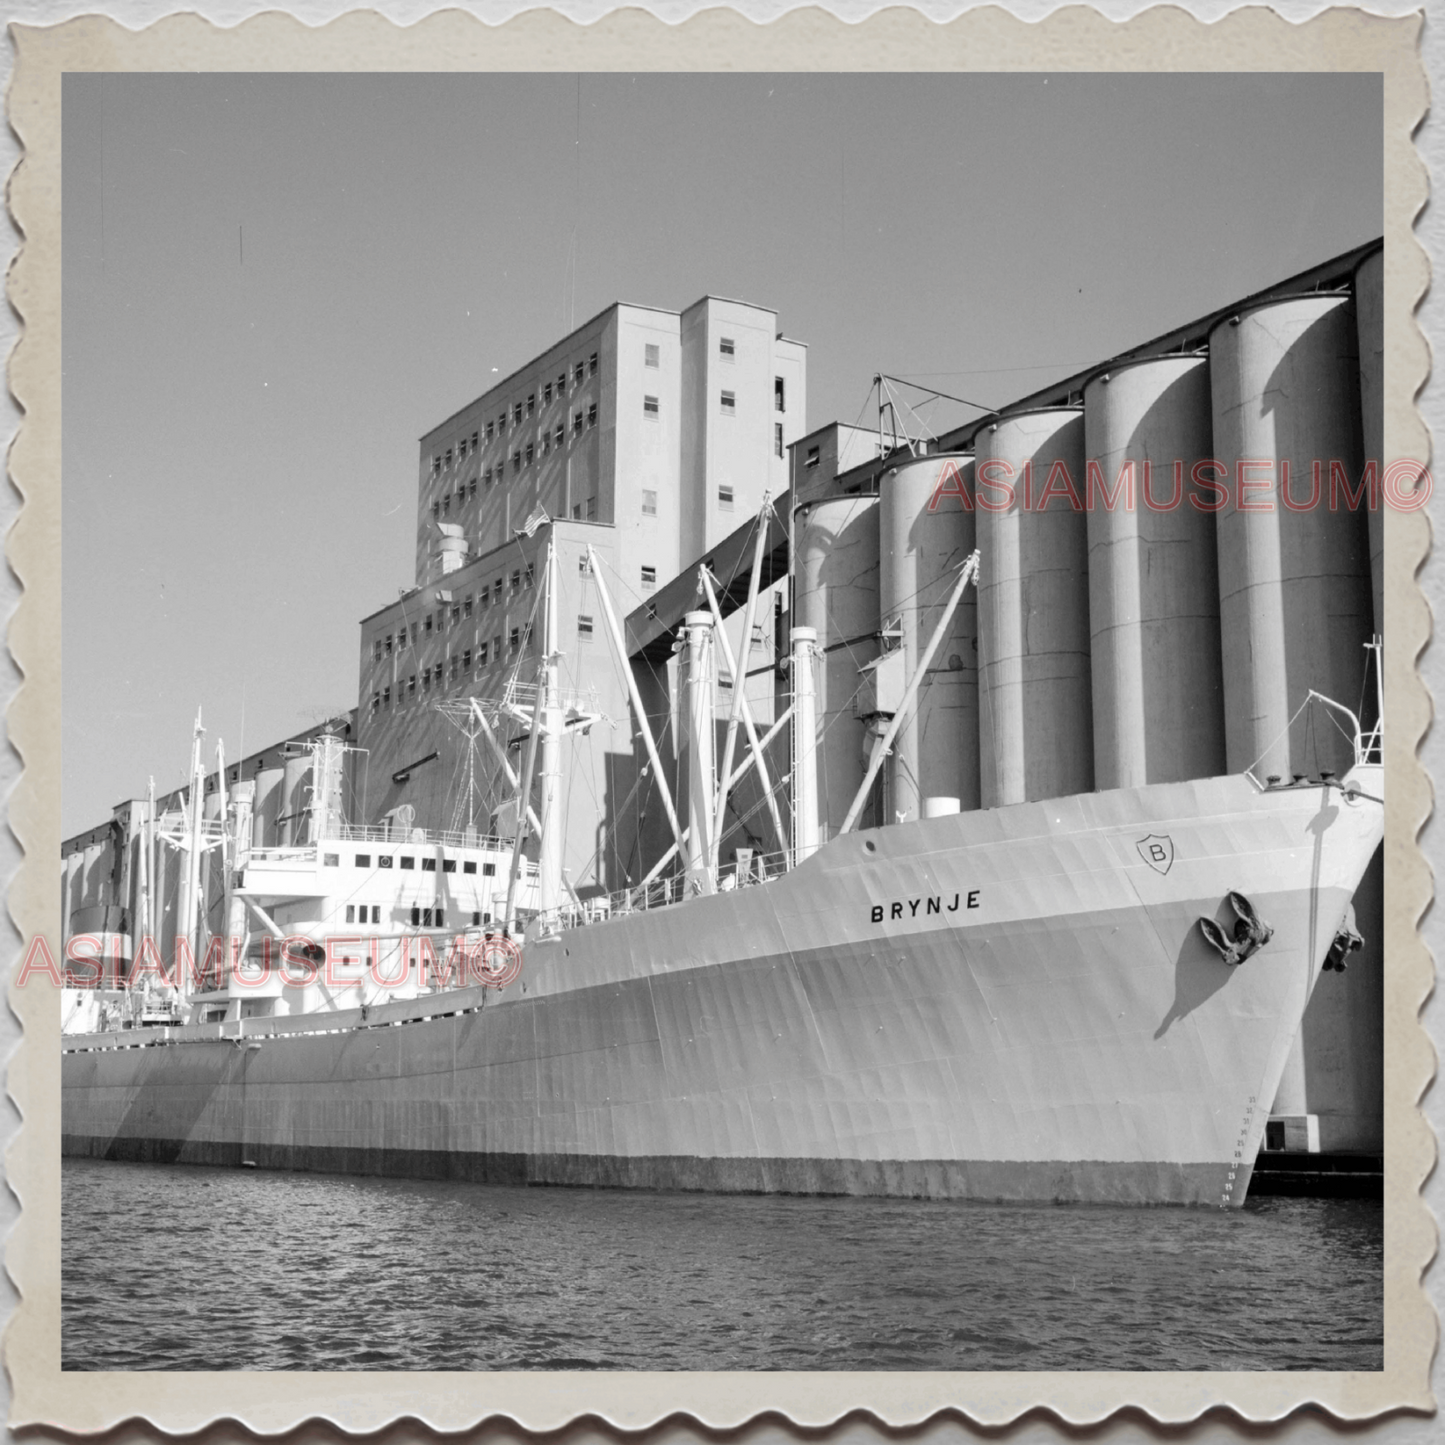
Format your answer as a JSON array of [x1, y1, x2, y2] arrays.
[[550, 847, 791, 933]]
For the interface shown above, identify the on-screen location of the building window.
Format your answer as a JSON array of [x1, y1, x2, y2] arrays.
[[589, 352, 598, 375], [356, 854, 372, 868], [384, 634, 393, 655], [587, 403, 597, 428], [719, 336, 735, 358], [471, 431, 479, 449], [407, 674, 416, 696], [483, 862, 497, 877], [524, 562, 536, 588], [423, 857, 437, 873], [468, 479, 477, 499], [346, 905, 355, 924], [720, 390, 736, 414], [432, 456, 441, 476], [442, 494, 451, 515], [462, 647, 472, 670], [493, 634, 502, 660], [641, 565, 656, 590], [432, 501, 440, 520], [555, 423, 565, 447], [775, 423, 784, 459], [544, 382, 552, 404], [445, 448, 453, 467], [373, 639, 383, 662], [526, 394, 535, 416], [511, 569, 521, 594], [643, 395, 659, 418], [573, 411, 584, 436], [775, 377, 786, 412], [586, 496, 598, 521], [482, 466, 491, 486], [410, 906, 420, 926], [574, 362, 584, 386], [442, 859, 456, 873], [806, 445, 820, 469], [498, 411, 506, 432], [382, 685, 391, 708], [512, 451, 522, 473], [644, 343, 660, 368], [642, 489, 658, 517], [577, 614, 594, 641], [449, 655, 459, 681], [525, 442, 534, 466], [464, 594, 473, 617], [541, 434, 550, 457], [509, 627, 520, 657], [719, 484, 735, 509], [478, 641, 488, 665], [513, 403, 523, 425], [424, 614, 433, 634], [371, 692, 380, 715], [572, 504, 582, 519], [558, 371, 566, 392], [486, 421, 494, 441], [451, 604, 460, 626], [400, 856, 415, 870]]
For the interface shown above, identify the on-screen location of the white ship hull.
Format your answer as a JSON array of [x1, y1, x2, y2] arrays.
[[62, 769, 1383, 1207]]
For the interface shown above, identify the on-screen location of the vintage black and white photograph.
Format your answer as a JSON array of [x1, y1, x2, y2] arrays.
[[52, 63, 1395, 1375]]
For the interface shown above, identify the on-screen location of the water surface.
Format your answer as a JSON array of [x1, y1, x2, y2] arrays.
[[62, 1158, 1382, 1371]]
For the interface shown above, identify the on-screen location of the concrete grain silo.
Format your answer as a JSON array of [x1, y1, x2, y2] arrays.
[[975, 408, 1092, 806], [280, 754, 313, 847], [1354, 248, 1384, 635], [63, 849, 84, 937], [794, 494, 881, 838], [1083, 355, 1226, 789], [253, 761, 283, 849], [878, 454, 979, 818], [1209, 294, 1372, 782]]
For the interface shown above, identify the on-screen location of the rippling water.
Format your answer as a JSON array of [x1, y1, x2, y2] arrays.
[[62, 1158, 1382, 1371]]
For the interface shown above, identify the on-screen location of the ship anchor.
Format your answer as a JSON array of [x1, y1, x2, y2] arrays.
[[1198, 891, 1274, 967]]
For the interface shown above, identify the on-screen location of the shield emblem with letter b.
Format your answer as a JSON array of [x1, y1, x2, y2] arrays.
[[1136, 834, 1174, 875]]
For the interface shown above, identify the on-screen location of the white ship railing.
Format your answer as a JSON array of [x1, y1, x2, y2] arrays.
[[550, 846, 791, 933], [248, 827, 523, 864]]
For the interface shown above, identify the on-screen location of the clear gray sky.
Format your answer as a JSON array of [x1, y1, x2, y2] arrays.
[[62, 71, 1382, 837]]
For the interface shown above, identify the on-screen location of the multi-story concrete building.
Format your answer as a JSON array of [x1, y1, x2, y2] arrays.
[[358, 298, 807, 893]]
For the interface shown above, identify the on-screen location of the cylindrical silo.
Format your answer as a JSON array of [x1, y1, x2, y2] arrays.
[[281, 754, 313, 847], [1354, 249, 1384, 636], [63, 849, 84, 938], [878, 454, 979, 820], [80, 840, 106, 909], [1083, 354, 1225, 789], [794, 494, 881, 837], [253, 761, 283, 849], [1209, 294, 1372, 780], [974, 407, 1092, 806]]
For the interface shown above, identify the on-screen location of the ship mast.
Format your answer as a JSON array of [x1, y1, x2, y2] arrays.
[[681, 610, 717, 896], [536, 537, 565, 921], [176, 710, 206, 1007]]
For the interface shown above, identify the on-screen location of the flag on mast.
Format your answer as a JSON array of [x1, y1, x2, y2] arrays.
[[516, 504, 551, 538]]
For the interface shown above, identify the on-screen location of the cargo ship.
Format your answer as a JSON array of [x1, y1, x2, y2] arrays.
[[60, 249, 1389, 1205], [60, 517, 1384, 1207]]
